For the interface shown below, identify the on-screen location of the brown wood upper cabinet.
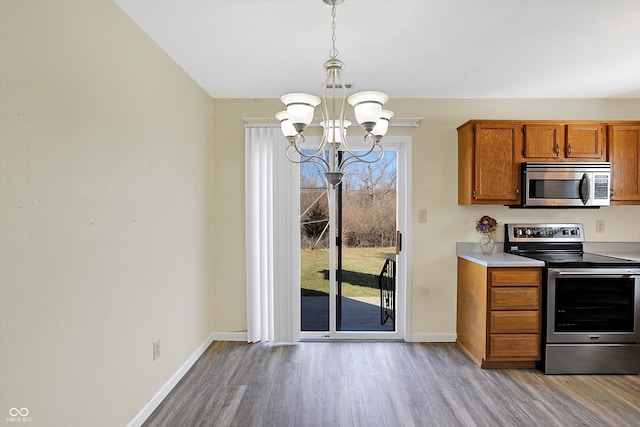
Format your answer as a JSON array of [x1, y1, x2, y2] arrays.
[[458, 121, 521, 205], [565, 123, 605, 160], [519, 122, 605, 161], [459, 119, 640, 206], [608, 124, 640, 204], [520, 123, 564, 160]]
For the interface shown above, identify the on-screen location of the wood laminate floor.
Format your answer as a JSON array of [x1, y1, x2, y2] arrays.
[[143, 341, 640, 427]]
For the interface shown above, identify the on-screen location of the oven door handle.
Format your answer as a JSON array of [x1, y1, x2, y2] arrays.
[[555, 272, 640, 278]]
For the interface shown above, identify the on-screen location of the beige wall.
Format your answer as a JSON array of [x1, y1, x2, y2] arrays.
[[210, 98, 640, 337], [0, 1, 214, 426]]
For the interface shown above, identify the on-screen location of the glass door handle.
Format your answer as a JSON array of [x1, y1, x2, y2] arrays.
[[395, 231, 402, 255]]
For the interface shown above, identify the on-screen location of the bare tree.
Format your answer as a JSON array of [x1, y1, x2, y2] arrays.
[[299, 151, 397, 249], [343, 152, 396, 200], [341, 152, 397, 247]]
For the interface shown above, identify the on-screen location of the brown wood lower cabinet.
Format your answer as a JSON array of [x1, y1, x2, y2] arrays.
[[457, 258, 542, 368]]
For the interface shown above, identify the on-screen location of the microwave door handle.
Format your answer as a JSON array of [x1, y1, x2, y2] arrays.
[[579, 173, 590, 205]]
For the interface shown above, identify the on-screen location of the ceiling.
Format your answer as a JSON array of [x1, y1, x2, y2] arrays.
[[113, 0, 640, 99]]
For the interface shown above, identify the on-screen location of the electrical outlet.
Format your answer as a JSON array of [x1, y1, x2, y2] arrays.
[[153, 340, 161, 361], [418, 209, 428, 223], [596, 219, 605, 233]]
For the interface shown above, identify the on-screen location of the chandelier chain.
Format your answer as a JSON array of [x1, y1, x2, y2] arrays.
[[329, 2, 338, 59]]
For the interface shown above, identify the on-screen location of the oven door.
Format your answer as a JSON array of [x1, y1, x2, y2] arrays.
[[523, 170, 610, 206], [546, 268, 640, 344]]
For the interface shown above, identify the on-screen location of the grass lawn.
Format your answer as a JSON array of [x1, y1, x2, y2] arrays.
[[301, 246, 395, 297]]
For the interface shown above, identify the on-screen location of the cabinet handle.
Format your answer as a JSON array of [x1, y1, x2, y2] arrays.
[[555, 143, 560, 156], [473, 190, 477, 200], [515, 187, 520, 195], [567, 143, 572, 157], [610, 187, 615, 197]]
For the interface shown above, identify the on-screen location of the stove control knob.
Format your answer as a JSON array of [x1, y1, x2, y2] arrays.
[[525, 228, 532, 236], [516, 229, 523, 236]]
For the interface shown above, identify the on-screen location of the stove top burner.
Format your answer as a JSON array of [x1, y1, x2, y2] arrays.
[[503, 223, 640, 268], [517, 252, 640, 268]]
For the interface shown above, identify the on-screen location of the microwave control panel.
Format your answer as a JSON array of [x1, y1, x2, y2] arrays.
[[594, 174, 610, 200]]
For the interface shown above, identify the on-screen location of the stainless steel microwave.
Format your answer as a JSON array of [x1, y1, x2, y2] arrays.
[[522, 162, 611, 207]]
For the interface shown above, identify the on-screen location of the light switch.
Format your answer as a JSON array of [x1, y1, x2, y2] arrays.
[[596, 219, 605, 233]]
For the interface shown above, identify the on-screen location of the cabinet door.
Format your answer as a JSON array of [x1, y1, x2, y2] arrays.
[[473, 123, 521, 204], [566, 123, 605, 160], [608, 125, 640, 203], [521, 124, 564, 159]]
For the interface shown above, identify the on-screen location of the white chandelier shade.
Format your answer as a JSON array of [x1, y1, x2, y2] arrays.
[[347, 91, 388, 132], [280, 93, 321, 133], [321, 119, 351, 143], [372, 110, 394, 137], [274, 111, 297, 138]]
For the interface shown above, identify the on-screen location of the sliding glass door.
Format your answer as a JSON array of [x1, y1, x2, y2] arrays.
[[299, 138, 407, 339]]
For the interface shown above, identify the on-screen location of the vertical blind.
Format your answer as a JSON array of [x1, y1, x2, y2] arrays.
[[244, 126, 300, 342]]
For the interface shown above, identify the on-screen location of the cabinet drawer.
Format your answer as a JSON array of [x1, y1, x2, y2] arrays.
[[489, 269, 541, 287], [490, 288, 539, 310], [490, 311, 539, 333], [489, 334, 540, 358]]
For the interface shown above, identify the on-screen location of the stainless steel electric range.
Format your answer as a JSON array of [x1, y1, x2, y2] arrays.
[[504, 223, 640, 374]]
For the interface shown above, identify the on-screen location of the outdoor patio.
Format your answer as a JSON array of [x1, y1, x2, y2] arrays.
[[301, 296, 394, 332]]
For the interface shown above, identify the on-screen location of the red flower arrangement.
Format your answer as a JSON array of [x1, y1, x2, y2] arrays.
[[476, 215, 498, 235]]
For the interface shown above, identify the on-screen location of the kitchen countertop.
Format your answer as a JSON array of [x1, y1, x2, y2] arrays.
[[457, 252, 546, 267], [456, 242, 545, 267], [457, 241, 640, 267]]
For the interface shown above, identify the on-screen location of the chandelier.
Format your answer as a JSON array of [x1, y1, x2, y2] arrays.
[[275, 0, 393, 187]]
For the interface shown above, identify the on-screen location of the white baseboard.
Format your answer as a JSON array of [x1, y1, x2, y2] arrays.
[[126, 332, 216, 427], [210, 331, 248, 341], [410, 333, 457, 342]]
